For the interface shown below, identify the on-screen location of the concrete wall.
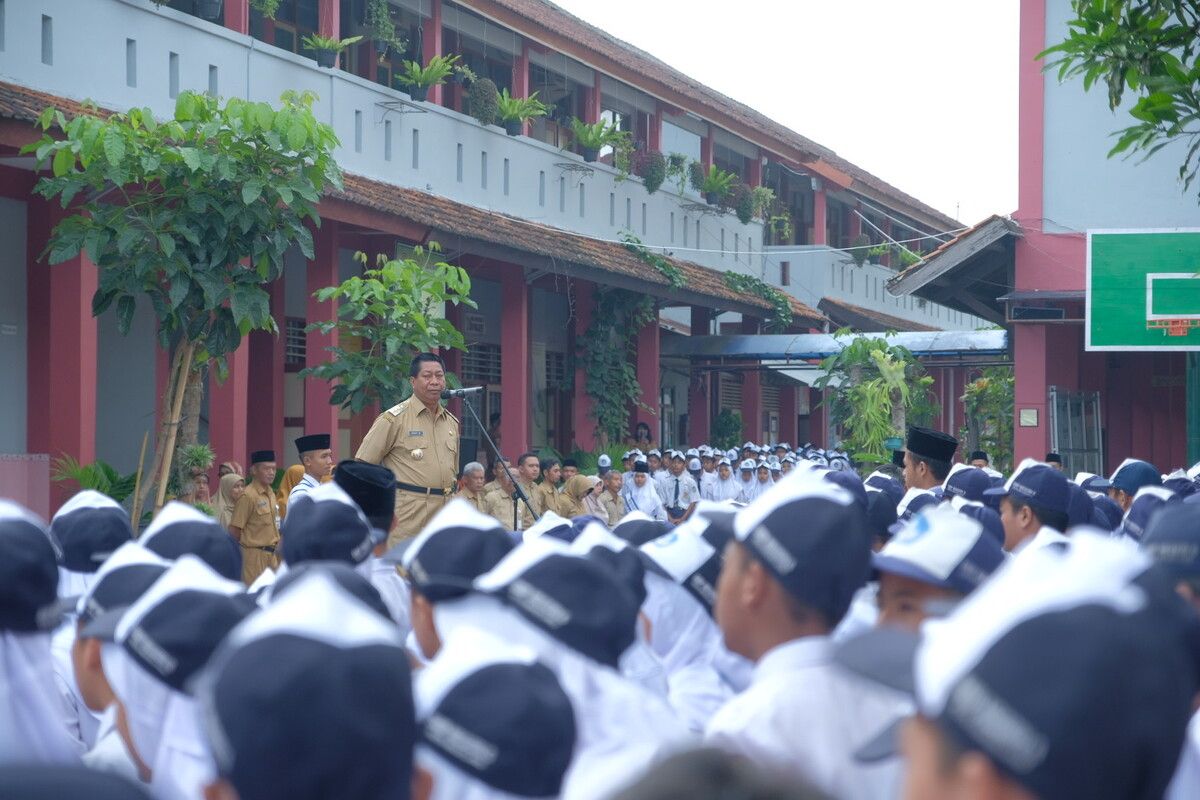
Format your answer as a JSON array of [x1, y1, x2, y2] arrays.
[[1042, 0, 1199, 231], [0, 199, 27, 454], [95, 298, 158, 473]]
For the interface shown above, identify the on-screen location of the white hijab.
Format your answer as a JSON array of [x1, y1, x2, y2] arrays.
[[0, 630, 82, 764], [707, 471, 742, 502], [621, 476, 666, 521]]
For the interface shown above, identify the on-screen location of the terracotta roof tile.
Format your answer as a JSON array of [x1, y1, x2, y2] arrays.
[[0, 82, 101, 122], [818, 296, 940, 333]]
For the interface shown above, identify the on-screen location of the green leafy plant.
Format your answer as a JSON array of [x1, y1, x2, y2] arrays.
[[177, 443, 216, 475], [620, 232, 687, 289], [631, 150, 667, 194], [467, 78, 500, 126], [24, 90, 342, 519], [396, 54, 460, 92], [579, 288, 656, 445], [688, 161, 706, 193], [960, 366, 1014, 473], [563, 443, 634, 475], [367, 0, 406, 56], [750, 186, 777, 220], [814, 330, 937, 467], [51, 456, 139, 504], [768, 213, 794, 243], [849, 233, 872, 267], [301, 243, 476, 412], [567, 118, 628, 162], [251, 0, 281, 18], [711, 409, 744, 451], [722, 272, 793, 332], [1039, 1, 1200, 198], [730, 181, 755, 224], [193, 501, 216, 517], [301, 33, 363, 52], [698, 165, 736, 204], [496, 90, 550, 134], [666, 153, 690, 193]]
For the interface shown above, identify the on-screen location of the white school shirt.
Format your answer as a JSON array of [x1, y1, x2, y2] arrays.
[[1011, 526, 1070, 559], [287, 473, 321, 503], [705, 636, 904, 800], [657, 473, 700, 510], [1167, 711, 1200, 800], [82, 705, 139, 781]]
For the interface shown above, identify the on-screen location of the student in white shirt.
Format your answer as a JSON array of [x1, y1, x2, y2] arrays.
[[622, 460, 668, 522], [705, 469, 903, 800], [984, 459, 1072, 555], [287, 433, 334, 503]]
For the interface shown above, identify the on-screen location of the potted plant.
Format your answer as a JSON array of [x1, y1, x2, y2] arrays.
[[301, 33, 363, 68], [367, 0, 403, 58], [729, 180, 754, 224], [467, 77, 500, 126], [631, 150, 667, 194], [697, 164, 735, 205], [395, 53, 459, 102], [568, 118, 623, 163], [453, 62, 478, 86], [496, 89, 550, 136]]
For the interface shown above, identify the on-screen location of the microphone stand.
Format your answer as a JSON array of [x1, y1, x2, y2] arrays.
[[455, 391, 538, 530]]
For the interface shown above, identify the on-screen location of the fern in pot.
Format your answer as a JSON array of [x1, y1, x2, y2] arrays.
[[496, 89, 549, 136]]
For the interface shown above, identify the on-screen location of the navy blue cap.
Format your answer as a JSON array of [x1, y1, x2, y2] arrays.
[[640, 513, 726, 615], [1096, 459, 1162, 495], [196, 571, 413, 800], [613, 516, 672, 547], [865, 491, 899, 543], [1162, 476, 1198, 498], [282, 483, 384, 566], [983, 460, 1070, 515], [824, 470, 868, 509], [1141, 503, 1200, 582], [865, 471, 904, 509], [982, 474, 1006, 511], [943, 466, 992, 503], [1118, 487, 1180, 542], [50, 491, 133, 573], [417, 635, 575, 797], [141, 502, 242, 581], [0, 501, 61, 633], [873, 505, 1005, 595], [1066, 482, 1095, 529], [333, 460, 396, 530], [75, 543, 170, 627], [0, 766, 151, 799], [948, 497, 1005, 546], [732, 470, 870, 626], [1092, 495, 1125, 531], [897, 488, 939, 521], [271, 562, 392, 622], [399, 500, 514, 602], [475, 542, 641, 668]]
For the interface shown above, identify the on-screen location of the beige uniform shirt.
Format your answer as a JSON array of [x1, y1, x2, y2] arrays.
[[534, 481, 564, 518], [355, 396, 459, 545], [458, 486, 486, 513], [482, 487, 534, 531], [598, 491, 627, 528], [229, 482, 280, 585]]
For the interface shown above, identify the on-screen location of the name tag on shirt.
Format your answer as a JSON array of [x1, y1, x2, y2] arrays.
[[408, 430, 424, 437]]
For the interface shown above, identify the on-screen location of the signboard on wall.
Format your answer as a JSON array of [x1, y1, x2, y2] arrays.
[[1087, 230, 1200, 350]]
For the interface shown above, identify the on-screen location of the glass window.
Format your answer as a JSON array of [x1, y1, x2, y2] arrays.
[[662, 121, 701, 163]]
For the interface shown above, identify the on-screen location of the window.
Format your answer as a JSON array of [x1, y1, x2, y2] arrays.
[[462, 343, 502, 385], [251, 0, 319, 57], [545, 351, 568, 389], [285, 318, 307, 370], [662, 120, 702, 163]]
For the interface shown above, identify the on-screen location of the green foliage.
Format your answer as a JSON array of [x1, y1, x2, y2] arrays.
[[730, 181, 755, 224], [579, 288, 656, 445], [867, 242, 921, 268], [711, 409, 744, 451], [51, 456, 139, 503], [496, 89, 550, 123], [251, 0, 281, 18], [193, 501, 216, 517], [850, 233, 873, 267], [301, 33, 363, 52], [698, 165, 736, 202], [177, 443, 216, 474], [620, 232, 687, 289], [632, 150, 667, 194], [396, 54, 460, 89], [453, 62, 479, 84], [1039, 1, 1200, 197], [961, 367, 1015, 473], [666, 153, 691, 194], [562, 443, 630, 475], [367, 0, 407, 54], [301, 243, 476, 413], [568, 118, 626, 151], [467, 78, 500, 126], [815, 330, 936, 467], [722, 272, 793, 332], [24, 90, 341, 368]]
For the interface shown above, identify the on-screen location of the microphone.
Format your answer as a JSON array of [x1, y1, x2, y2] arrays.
[[440, 386, 484, 399]]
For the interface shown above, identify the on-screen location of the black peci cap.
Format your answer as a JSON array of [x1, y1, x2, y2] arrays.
[[906, 426, 958, 463], [333, 460, 396, 530], [295, 434, 331, 454], [249, 450, 275, 465]]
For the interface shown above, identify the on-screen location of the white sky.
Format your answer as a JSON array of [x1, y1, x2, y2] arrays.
[[550, 0, 1020, 228]]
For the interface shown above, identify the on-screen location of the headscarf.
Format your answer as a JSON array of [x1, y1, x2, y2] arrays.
[[276, 465, 307, 516], [621, 476, 666, 522], [707, 468, 742, 502], [559, 475, 597, 519], [1, 631, 83, 765], [215, 474, 244, 530], [581, 477, 607, 520]]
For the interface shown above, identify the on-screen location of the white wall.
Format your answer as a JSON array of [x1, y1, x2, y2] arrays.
[[0, 198, 26, 453], [95, 296, 158, 473], [1042, 0, 1199, 230]]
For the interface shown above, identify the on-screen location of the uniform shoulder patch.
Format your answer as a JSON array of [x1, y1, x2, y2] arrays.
[[385, 402, 406, 416]]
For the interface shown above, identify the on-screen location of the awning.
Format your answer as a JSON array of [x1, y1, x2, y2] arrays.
[[662, 329, 1008, 361], [885, 215, 1021, 325]]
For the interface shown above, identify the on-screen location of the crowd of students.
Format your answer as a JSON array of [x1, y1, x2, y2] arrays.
[[3, 423, 1200, 800]]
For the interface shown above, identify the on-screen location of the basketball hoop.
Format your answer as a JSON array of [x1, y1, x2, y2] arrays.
[[1147, 318, 1200, 337]]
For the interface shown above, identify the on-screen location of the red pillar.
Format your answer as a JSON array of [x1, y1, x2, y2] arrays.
[[571, 281, 597, 451], [224, 0, 249, 33], [779, 385, 798, 445], [583, 71, 601, 124], [305, 221, 341, 442], [208, 343, 250, 479], [849, 202, 863, 240], [812, 187, 828, 246], [688, 306, 713, 444], [500, 269, 531, 458], [442, 301, 464, 421], [745, 152, 762, 187], [648, 103, 662, 153], [634, 313, 661, 440], [1013, 324, 1048, 463], [700, 124, 714, 170], [26, 198, 97, 508], [512, 42, 531, 133], [422, 0, 444, 106], [739, 317, 761, 443], [808, 388, 827, 447], [246, 277, 285, 467]]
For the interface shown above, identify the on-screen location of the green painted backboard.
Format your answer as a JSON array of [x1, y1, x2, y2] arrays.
[[1087, 230, 1200, 350]]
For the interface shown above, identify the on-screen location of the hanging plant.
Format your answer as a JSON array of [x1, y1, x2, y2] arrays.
[[620, 232, 686, 289], [729, 181, 754, 224], [251, 0, 281, 18], [722, 271, 793, 332], [579, 288, 656, 445], [850, 233, 872, 266], [467, 78, 500, 126], [395, 54, 459, 101], [366, 0, 406, 57], [631, 150, 667, 194]]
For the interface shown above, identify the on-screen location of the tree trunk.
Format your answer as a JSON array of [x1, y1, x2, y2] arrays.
[[152, 340, 196, 515], [170, 361, 207, 495], [891, 388, 906, 436], [132, 344, 187, 528]]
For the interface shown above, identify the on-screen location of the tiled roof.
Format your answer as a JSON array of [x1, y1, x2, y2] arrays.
[[473, 0, 959, 231], [335, 173, 825, 324], [0, 81, 822, 325], [886, 214, 1020, 292], [817, 296, 940, 333]]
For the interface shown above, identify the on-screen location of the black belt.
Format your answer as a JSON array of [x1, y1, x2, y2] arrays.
[[396, 481, 448, 497], [240, 544, 276, 554]]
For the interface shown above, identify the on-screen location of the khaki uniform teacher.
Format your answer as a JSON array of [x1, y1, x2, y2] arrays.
[[355, 352, 459, 546], [228, 449, 280, 585]]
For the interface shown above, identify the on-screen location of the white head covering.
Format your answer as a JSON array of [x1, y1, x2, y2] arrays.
[[709, 464, 743, 502], [101, 556, 244, 800], [620, 474, 664, 519]]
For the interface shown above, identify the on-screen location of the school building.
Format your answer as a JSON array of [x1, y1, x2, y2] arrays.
[[0, 0, 983, 513]]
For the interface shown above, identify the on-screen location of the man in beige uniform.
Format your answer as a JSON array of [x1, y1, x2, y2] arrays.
[[482, 462, 535, 531], [228, 449, 280, 585], [355, 353, 459, 546], [456, 462, 487, 512]]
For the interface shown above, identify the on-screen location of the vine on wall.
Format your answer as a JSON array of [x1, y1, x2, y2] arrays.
[[579, 288, 656, 445], [722, 272, 794, 332], [620, 232, 687, 289]]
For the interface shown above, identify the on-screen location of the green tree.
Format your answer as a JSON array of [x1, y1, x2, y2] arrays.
[[961, 367, 1015, 473], [1040, 1, 1200, 195], [24, 90, 343, 519], [301, 244, 475, 412], [579, 288, 656, 446], [814, 329, 937, 467]]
